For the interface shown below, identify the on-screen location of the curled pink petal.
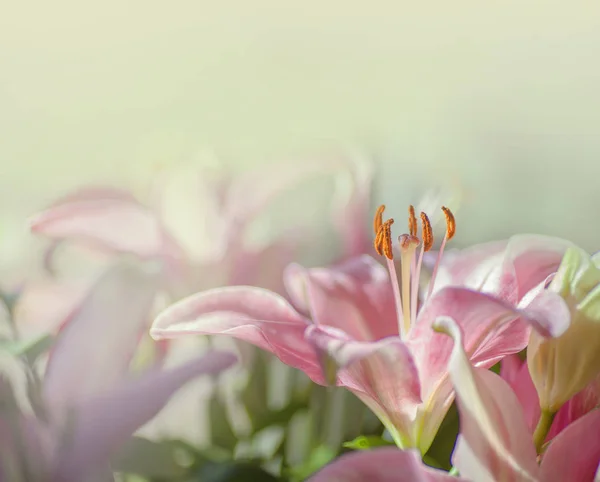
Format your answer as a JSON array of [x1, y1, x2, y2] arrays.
[[284, 255, 397, 340], [547, 376, 600, 440], [308, 448, 463, 482], [429, 235, 571, 304], [150, 286, 323, 382], [539, 408, 600, 482], [306, 324, 422, 447], [30, 186, 182, 261], [434, 317, 540, 481], [409, 286, 570, 409]]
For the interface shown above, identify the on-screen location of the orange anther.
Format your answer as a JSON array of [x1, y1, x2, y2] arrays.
[[420, 212, 433, 252], [374, 205, 386, 235], [408, 205, 417, 237], [441, 206, 456, 240], [381, 219, 394, 259]]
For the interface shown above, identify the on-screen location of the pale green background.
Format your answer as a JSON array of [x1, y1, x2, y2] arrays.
[[2, 0, 600, 273]]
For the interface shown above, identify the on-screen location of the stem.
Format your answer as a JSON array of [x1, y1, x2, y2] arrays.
[[427, 234, 448, 298], [411, 245, 424, 324], [533, 410, 556, 453]]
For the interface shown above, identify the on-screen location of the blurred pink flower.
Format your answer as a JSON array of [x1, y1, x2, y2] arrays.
[[151, 205, 570, 453], [307, 448, 463, 482], [26, 155, 374, 445], [0, 262, 237, 482], [29, 155, 372, 298], [436, 317, 600, 482]]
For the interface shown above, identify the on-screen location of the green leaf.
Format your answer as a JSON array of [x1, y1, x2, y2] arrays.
[[209, 393, 238, 451], [342, 435, 395, 450], [111, 436, 186, 478], [424, 402, 459, 471], [287, 444, 337, 481], [252, 399, 308, 434], [0, 334, 54, 363], [188, 461, 281, 482], [240, 352, 269, 430]]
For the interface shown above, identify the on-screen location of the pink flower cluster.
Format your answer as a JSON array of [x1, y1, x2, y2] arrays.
[[10, 155, 600, 481], [151, 203, 600, 480]]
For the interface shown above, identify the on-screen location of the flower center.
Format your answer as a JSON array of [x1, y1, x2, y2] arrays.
[[373, 204, 455, 337]]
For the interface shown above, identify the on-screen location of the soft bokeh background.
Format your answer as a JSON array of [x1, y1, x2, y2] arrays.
[[2, 1, 600, 267]]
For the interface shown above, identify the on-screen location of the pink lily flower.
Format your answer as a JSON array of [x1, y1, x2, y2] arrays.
[[151, 204, 570, 453], [307, 448, 464, 482], [0, 261, 237, 482], [500, 354, 600, 444], [436, 316, 600, 482]]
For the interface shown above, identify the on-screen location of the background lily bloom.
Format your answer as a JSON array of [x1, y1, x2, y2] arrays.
[[25, 155, 375, 446], [0, 262, 237, 482], [151, 207, 570, 454], [436, 317, 600, 482], [307, 448, 463, 482], [29, 155, 372, 298]]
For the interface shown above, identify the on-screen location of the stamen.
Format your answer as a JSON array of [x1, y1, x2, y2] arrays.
[[381, 219, 394, 260], [408, 205, 417, 237], [373, 206, 403, 336], [374, 204, 386, 235], [373, 228, 384, 256], [410, 213, 431, 323], [399, 234, 420, 336], [441, 206, 455, 240], [427, 207, 456, 298], [420, 212, 433, 252]]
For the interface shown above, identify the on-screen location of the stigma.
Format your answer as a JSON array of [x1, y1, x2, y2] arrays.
[[373, 204, 456, 338]]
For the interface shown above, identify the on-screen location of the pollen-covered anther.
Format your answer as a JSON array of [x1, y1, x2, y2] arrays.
[[441, 206, 456, 240], [420, 212, 433, 252], [408, 205, 417, 237], [374, 204, 386, 235], [381, 219, 395, 259]]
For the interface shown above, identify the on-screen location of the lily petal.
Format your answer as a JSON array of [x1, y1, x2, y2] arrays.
[[52, 351, 237, 482], [44, 262, 158, 409], [305, 324, 421, 448], [330, 154, 373, 258], [308, 448, 461, 482], [547, 376, 600, 440], [410, 287, 569, 398], [434, 317, 539, 481], [539, 408, 600, 482], [284, 255, 397, 341], [500, 355, 540, 432], [150, 286, 323, 382], [429, 235, 571, 304], [148, 161, 230, 264], [30, 186, 181, 261], [406, 286, 569, 451]]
